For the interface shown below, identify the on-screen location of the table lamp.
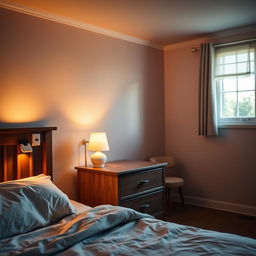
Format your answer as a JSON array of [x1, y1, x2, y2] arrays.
[[87, 132, 109, 168]]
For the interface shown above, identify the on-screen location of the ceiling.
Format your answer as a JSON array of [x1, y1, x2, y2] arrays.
[[3, 0, 256, 46]]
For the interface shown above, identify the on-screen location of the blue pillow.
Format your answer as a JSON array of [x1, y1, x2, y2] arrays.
[[0, 175, 76, 239]]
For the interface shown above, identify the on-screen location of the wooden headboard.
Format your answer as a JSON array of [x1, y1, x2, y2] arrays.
[[0, 127, 57, 182]]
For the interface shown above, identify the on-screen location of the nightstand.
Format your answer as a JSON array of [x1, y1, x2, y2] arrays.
[[75, 160, 167, 219]]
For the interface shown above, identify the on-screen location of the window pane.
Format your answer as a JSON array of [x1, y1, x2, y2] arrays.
[[223, 78, 236, 92], [224, 54, 236, 64], [215, 44, 252, 77], [238, 91, 255, 117], [249, 49, 255, 72], [237, 62, 249, 73], [224, 63, 236, 74], [217, 56, 224, 65], [215, 43, 256, 125], [216, 64, 224, 75], [237, 52, 249, 62], [222, 92, 237, 117], [250, 51, 254, 61], [250, 62, 255, 72], [238, 75, 255, 91]]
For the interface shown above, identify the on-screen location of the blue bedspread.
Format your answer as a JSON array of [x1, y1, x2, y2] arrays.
[[1, 205, 256, 255]]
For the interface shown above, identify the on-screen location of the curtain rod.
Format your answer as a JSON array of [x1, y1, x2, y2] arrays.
[[191, 37, 256, 53], [191, 47, 200, 53], [213, 38, 256, 48]]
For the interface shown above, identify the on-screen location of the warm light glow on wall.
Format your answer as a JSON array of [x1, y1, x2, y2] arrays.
[[60, 98, 109, 127], [57, 86, 121, 128], [17, 153, 30, 162], [17, 153, 31, 178], [0, 80, 46, 123]]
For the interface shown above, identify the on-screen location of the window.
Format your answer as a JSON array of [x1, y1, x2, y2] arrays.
[[214, 41, 256, 126]]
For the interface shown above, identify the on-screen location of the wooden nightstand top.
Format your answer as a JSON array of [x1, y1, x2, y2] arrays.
[[75, 159, 167, 175]]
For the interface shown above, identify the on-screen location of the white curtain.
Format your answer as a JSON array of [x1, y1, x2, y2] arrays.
[[198, 42, 218, 136]]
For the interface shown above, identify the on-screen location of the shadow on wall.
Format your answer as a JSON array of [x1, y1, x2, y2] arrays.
[[141, 50, 165, 160], [103, 81, 144, 160], [167, 160, 213, 200]]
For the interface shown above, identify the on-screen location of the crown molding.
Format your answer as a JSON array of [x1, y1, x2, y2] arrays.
[[0, 0, 163, 50]]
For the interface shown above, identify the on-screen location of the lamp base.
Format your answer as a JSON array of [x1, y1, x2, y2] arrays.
[[90, 151, 107, 168]]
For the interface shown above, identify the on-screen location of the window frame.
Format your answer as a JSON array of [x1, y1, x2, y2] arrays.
[[214, 41, 256, 128]]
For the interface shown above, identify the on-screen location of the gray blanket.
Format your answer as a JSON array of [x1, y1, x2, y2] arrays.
[[1, 205, 256, 255]]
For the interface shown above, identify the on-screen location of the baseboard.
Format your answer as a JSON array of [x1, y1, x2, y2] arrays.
[[171, 194, 256, 217]]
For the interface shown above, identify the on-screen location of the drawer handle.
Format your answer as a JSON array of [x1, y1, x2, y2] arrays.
[[141, 204, 150, 208], [140, 179, 150, 184]]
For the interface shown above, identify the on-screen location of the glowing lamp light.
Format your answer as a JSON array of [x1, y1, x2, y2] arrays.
[[19, 140, 33, 153], [88, 132, 109, 168]]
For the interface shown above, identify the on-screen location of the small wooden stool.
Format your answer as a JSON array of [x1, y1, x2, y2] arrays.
[[149, 156, 185, 214], [165, 176, 185, 212]]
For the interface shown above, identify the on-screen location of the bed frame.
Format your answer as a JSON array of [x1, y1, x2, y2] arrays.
[[0, 127, 57, 182]]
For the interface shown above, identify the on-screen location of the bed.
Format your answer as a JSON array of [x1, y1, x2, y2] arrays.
[[0, 127, 256, 256]]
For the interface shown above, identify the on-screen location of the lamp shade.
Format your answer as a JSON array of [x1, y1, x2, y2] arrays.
[[87, 132, 109, 152]]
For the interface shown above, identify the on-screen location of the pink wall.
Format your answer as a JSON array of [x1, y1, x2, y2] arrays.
[[0, 8, 165, 199], [164, 40, 256, 210]]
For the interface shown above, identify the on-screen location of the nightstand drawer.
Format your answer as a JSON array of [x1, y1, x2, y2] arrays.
[[76, 160, 167, 219], [121, 190, 163, 216], [119, 168, 163, 198]]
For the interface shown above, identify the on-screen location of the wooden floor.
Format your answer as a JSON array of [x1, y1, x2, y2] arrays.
[[165, 203, 256, 239]]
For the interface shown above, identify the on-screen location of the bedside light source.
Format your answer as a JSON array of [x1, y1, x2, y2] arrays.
[[87, 132, 109, 168], [19, 139, 33, 153], [83, 139, 89, 167]]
